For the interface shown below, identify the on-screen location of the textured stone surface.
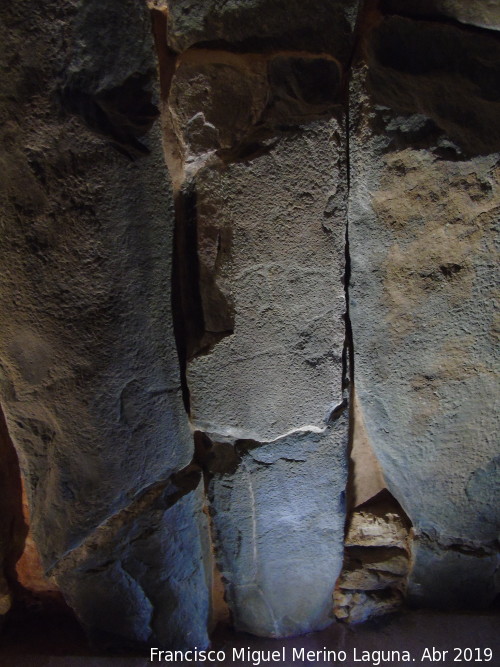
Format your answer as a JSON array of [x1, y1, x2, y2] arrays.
[[2, 0, 499, 645], [53, 477, 211, 650], [209, 423, 348, 637], [160, 0, 359, 57], [0, 0, 209, 648], [186, 121, 347, 443], [381, 0, 500, 31], [366, 15, 500, 155], [168, 50, 268, 159], [349, 51, 500, 609]]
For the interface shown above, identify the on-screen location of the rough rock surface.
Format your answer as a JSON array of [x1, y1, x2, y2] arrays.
[[334, 493, 411, 623], [186, 121, 347, 442], [208, 423, 348, 636], [349, 25, 500, 609], [366, 14, 500, 154], [158, 0, 359, 57], [53, 476, 211, 650], [381, 0, 500, 31], [0, 0, 210, 649], [168, 49, 345, 166]]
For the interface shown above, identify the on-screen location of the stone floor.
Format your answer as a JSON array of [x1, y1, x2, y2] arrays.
[[1, 608, 499, 666]]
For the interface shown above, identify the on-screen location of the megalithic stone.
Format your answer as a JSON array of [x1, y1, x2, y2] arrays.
[[348, 13, 500, 609], [0, 0, 210, 648], [208, 425, 348, 637], [185, 121, 350, 636]]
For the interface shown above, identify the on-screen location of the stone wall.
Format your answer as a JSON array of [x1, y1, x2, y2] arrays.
[[0, 0, 498, 651], [0, 0, 210, 649]]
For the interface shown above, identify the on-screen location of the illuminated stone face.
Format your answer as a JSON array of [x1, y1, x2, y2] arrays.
[[0, 0, 499, 651]]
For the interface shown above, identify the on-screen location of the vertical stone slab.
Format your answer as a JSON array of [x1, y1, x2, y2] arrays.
[[349, 12, 500, 608], [189, 121, 349, 636], [160, 0, 360, 638], [0, 0, 210, 648], [209, 424, 348, 637], [189, 122, 348, 442]]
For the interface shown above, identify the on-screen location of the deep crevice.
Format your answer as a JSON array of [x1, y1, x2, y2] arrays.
[[342, 0, 366, 541], [171, 184, 205, 412]]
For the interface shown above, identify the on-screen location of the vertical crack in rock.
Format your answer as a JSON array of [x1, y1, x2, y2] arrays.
[[333, 0, 418, 625], [342, 5, 356, 526]]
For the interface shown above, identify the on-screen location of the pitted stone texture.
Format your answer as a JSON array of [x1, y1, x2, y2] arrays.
[[209, 422, 348, 637], [160, 0, 359, 58], [0, 0, 192, 566], [53, 480, 211, 650], [0, 0, 209, 648], [186, 121, 347, 442], [349, 66, 500, 607], [381, 0, 500, 31]]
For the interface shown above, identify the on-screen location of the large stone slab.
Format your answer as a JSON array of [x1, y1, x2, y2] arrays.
[[180, 118, 349, 635], [186, 121, 347, 443], [209, 421, 348, 637], [349, 57, 500, 607], [0, 0, 210, 648], [161, 0, 359, 57], [162, 0, 356, 636]]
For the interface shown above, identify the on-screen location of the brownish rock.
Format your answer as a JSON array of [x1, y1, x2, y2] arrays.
[[334, 589, 404, 624]]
